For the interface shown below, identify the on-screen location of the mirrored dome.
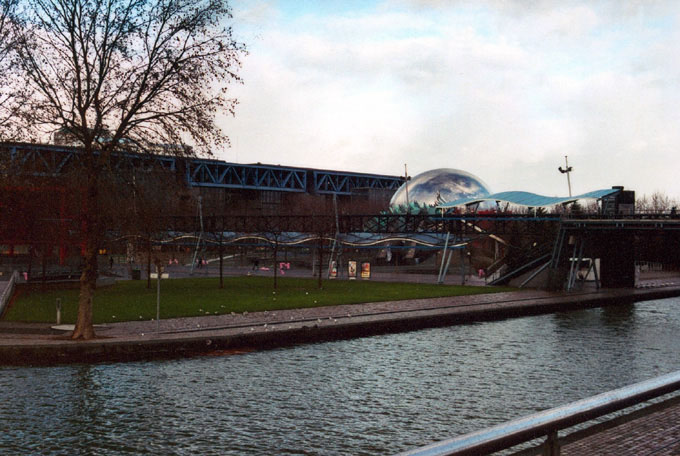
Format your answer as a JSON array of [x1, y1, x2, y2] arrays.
[[389, 168, 490, 209]]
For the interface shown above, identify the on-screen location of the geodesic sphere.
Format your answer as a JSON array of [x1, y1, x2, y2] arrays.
[[389, 168, 490, 209]]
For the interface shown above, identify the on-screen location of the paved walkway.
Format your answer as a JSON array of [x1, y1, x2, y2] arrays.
[[562, 397, 680, 455]]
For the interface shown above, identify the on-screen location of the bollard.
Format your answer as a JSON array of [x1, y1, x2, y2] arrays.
[[55, 298, 62, 325]]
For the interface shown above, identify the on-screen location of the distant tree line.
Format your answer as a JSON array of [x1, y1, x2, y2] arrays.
[[635, 191, 678, 213]]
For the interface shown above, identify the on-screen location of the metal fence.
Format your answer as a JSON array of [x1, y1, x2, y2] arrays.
[[396, 370, 680, 456]]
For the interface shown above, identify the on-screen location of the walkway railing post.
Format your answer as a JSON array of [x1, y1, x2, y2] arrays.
[[543, 430, 560, 456]]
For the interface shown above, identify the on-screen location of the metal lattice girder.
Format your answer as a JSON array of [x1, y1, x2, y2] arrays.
[[187, 160, 307, 192], [313, 170, 404, 195], [5, 143, 82, 176], [1, 142, 405, 195], [3, 142, 177, 176], [112, 152, 176, 173]]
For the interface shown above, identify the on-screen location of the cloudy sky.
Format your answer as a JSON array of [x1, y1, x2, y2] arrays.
[[219, 0, 680, 199]]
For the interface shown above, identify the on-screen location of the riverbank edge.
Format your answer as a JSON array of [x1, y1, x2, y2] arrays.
[[2, 286, 680, 366]]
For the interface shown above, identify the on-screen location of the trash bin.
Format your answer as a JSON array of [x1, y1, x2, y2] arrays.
[[131, 269, 141, 280]]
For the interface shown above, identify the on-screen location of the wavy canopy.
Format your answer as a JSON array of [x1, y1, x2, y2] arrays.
[[437, 189, 620, 209]]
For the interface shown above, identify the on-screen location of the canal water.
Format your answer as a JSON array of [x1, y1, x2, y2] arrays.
[[2, 297, 680, 455]]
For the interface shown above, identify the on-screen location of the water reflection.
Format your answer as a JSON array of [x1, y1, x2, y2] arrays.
[[600, 303, 637, 333], [2, 298, 680, 455]]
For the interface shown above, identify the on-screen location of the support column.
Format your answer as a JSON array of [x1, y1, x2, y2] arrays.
[[599, 232, 636, 288]]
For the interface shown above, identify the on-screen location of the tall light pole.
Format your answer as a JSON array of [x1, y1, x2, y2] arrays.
[[558, 155, 573, 197], [404, 164, 410, 213]]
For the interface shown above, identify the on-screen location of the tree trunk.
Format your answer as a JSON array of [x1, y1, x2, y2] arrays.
[[72, 175, 99, 340], [73, 241, 97, 339]]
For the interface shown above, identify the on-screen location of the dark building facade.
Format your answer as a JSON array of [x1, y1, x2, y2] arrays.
[[0, 141, 404, 271]]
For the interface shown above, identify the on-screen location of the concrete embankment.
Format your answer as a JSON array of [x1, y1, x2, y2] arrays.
[[2, 286, 680, 366]]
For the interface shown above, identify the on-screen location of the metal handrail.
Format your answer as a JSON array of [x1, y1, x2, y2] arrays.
[[0, 270, 19, 318], [396, 370, 680, 456]]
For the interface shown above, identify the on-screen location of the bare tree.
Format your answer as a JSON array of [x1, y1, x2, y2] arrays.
[[636, 191, 678, 213], [3, 0, 244, 339], [0, 0, 16, 71], [102, 165, 192, 287], [0, 0, 13, 51], [0, 0, 22, 132]]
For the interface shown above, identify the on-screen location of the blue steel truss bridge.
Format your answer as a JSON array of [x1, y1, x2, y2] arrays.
[[1, 142, 404, 196]]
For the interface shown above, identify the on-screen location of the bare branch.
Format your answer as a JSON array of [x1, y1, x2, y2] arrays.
[[1, 0, 245, 339]]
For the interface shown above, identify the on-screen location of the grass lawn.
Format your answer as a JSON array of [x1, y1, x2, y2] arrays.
[[4, 276, 515, 324]]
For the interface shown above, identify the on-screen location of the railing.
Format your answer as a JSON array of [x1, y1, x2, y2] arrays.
[[0, 271, 19, 317], [396, 370, 680, 456], [636, 261, 664, 272], [565, 212, 680, 221], [159, 214, 563, 236]]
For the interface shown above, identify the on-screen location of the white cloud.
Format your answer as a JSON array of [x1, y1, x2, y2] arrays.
[[221, 0, 680, 199]]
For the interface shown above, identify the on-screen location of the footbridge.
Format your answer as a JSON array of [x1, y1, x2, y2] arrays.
[[155, 211, 680, 290], [4, 207, 680, 290]]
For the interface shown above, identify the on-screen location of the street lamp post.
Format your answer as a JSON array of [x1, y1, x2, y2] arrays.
[[558, 155, 573, 197], [404, 163, 410, 213]]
